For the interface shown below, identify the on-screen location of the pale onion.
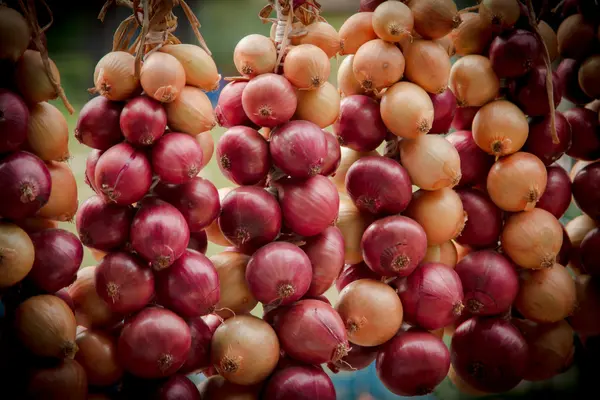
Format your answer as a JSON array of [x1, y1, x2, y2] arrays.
[[487, 152, 548, 212], [336, 198, 374, 264], [449, 55, 500, 107], [284, 44, 331, 90], [37, 161, 78, 222], [353, 39, 405, 92], [407, 0, 461, 40], [140, 52, 186, 103], [404, 188, 465, 245], [26, 102, 69, 161], [15, 50, 61, 105], [332, 148, 379, 192], [372, 1, 414, 42], [210, 251, 258, 319], [294, 82, 340, 128], [339, 12, 378, 55], [93, 51, 140, 101], [206, 187, 235, 246], [234, 34, 278, 77], [0, 5, 30, 62], [450, 12, 493, 56], [403, 39, 451, 94], [159, 44, 220, 91], [381, 81, 434, 138], [472, 100, 529, 157], [291, 22, 340, 59], [338, 56, 366, 97], [165, 86, 216, 136], [479, 0, 521, 30], [538, 21, 559, 62], [423, 241, 459, 268]]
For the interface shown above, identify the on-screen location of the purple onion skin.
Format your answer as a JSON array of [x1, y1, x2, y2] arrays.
[[334, 95, 387, 152], [263, 365, 336, 400], [573, 162, 600, 220], [75, 96, 124, 150], [180, 315, 222, 374], [155, 375, 201, 400], [429, 89, 458, 134], [217, 126, 270, 185], [488, 30, 543, 79], [215, 81, 257, 129], [76, 195, 134, 252], [557, 59, 593, 105], [0, 89, 29, 153], [376, 331, 450, 396], [536, 165, 572, 219], [564, 108, 600, 161], [151, 133, 204, 185], [302, 226, 345, 297], [451, 107, 480, 131], [120, 96, 167, 146], [188, 231, 208, 254], [451, 317, 528, 393], [446, 130, 494, 187], [327, 344, 378, 373], [345, 156, 413, 216], [321, 131, 341, 177], [456, 188, 503, 249], [511, 67, 562, 117], [336, 262, 381, 292], [523, 112, 572, 166]]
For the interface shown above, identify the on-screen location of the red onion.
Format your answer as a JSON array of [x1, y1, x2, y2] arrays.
[[564, 107, 600, 161], [451, 317, 528, 392], [429, 89, 458, 134], [557, 58, 593, 105], [361, 216, 428, 277], [334, 95, 387, 151], [335, 262, 381, 292], [276, 299, 350, 364], [573, 162, 600, 220], [180, 314, 222, 374], [242, 73, 297, 128], [0, 151, 51, 220], [301, 226, 345, 297], [270, 120, 327, 178], [85, 149, 102, 193], [154, 177, 220, 232], [155, 375, 200, 400], [580, 228, 600, 276], [152, 133, 203, 184], [488, 29, 543, 78], [376, 330, 450, 396], [188, 231, 208, 254], [218, 186, 281, 252], [130, 198, 190, 270], [118, 307, 191, 379], [155, 249, 220, 317], [263, 365, 336, 400], [446, 130, 494, 187], [536, 165, 572, 219], [55, 288, 75, 311], [321, 131, 341, 177], [455, 188, 502, 248], [216, 81, 256, 128], [275, 175, 339, 237], [359, 0, 386, 12], [327, 344, 378, 373], [120, 96, 167, 146], [246, 242, 312, 305], [76, 195, 134, 252], [345, 156, 412, 216], [27, 229, 83, 293], [397, 262, 464, 330], [217, 126, 270, 185], [95, 142, 152, 205], [523, 112, 572, 166], [451, 106, 480, 131], [510, 67, 562, 117], [75, 96, 124, 150], [0, 89, 29, 153]]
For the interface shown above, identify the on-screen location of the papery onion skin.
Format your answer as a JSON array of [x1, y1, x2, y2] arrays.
[[164, 86, 216, 136], [36, 161, 78, 222], [302, 226, 345, 297], [234, 34, 277, 77], [456, 188, 502, 248], [270, 120, 327, 178], [536, 165, 572, 219], [0, 222, 34, 288], [242, 73, 298, 128], [0, 89, 29, 153], [429, 89, 458, 134], [94, 51, 140, 101], [472, 100, 529, 157], [449, 55, 500, 107], [140, 52, 186, 103], [215, 81, 256, 128], [488, 29, 543, 79], [403, 39, 452, 94], [210, 251, 258, 318], [523, 113, 572, 166], [353, 39, 405, 92], [74, 96, 124, 150], [339, 12, 378, 55], [76, 195, 133, 252], [75, 329, 123, 387], [381, 81, 434, 139], [334, 95, 387, 152], [264, 365, 336, 400], [120, 96, 167, 146], [446, 130, 494, 187]]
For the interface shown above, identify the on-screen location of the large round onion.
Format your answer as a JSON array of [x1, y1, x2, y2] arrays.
[[334, 95, 387, 152], [283, 44, 331, 90], [339, 12, 377, 55], [270, 120, 327, 178], [403, 39, 451, 94], [381, 81, 434, 138], [164, 86, 216, 136], [472, 100, 529, 157], [449, 55, 500, 107], [294, 82, 340, 129], [242, 73, 297, 128], [152, 133, 204, 185], [76, 195, 133, 252], [234, 34, 277, 77], [0, 223, 34, 288], [210, 251, 258, 318], [353, 39, 405, 92]]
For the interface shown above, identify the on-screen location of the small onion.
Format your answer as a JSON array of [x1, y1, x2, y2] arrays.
[[334, 95, 387, 152], [336, 198, 375, 264], [75, 329, 123, 387], [159, 44, 220, 91], [74, 96, 124, 151], [291, 21, 340, 58], [15, 50, 61, 105], [0, 89, 29, 153], [488, 29, 543, 79], [557, 14, 596, 60], [558, 58, 593, 105], [210, 251, 258, 318], [68, 267, 121, 329], [429, 89, 458, 134], [284, 44, 331, 90], [450, 12, 493, 56], [338, 55, 366, 96], [294, 82, 340, 128], [93, 51, 140, 101], [449, 55, 500, 107], [381, 81, 434, 138], [446, 130, 494, 187], [164, 86, 216, 136], [76, 195, 133, 252], [573, 162, 600, 220], [270, 120, 327, 178], [536, 165, 572, 219], [403, 39, 451, 94], [37, 161, 78, 222], [140, 52, 185, 103], [353, 39, 405, 92], [234, 34, 277, 77], [479, 0, 521, 30], [339, 12, 378, 55], [523, 112, 572, 166], [215, 81, 255, 128], [27, 359, 87, 400], [26, 102, 69, 161], [152, 133, 203, 184], [242, 73, 297, 128], [0, 5, 30, 62], [472, 100, 529, 157], [120, 96, 166, 146], [456, 188, 502, 248], [0, 222, 34, 288]]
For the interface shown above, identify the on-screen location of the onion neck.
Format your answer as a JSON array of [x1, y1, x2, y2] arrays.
[[62, 341, 78, 359]]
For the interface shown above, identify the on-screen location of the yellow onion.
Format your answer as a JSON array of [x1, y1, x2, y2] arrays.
[[538, 21, 559, 62], [291, 22, 340, 59], [449, 54, 500, 107], [472, 100, 529, 157], [0, 222, 34, 288], [234, 34, 278, 77], [0, 5, 30, 62], [93, 51, 140, 101], [68, 267, 121, 329], [159, 44, 220, 91], [336, 198, 375, 264], [381, 81, 434, 138], [197, 132, 215, 168], [210, 251, 258, 319], [403, 39, 451, 94], [372, 0, 414, 42], [399, 134, 461, 190], [140, 52, 186, 103], [338, 55, 366, 97], [294, 82, 340, 128], [332, 148, 379, 192], [165, 86, 216, 136], [37, 161, 78, 222], [15, 50, 61, 105], [339, 12, 378, 55], [423, 240, 459, 268], [450, 12, 493, 56], [478, 0, 521, 30], [26, 102, 69, 161], [578, 55, 600, 99], [407, 0, 461, 40], [283, 44, 331, 90]]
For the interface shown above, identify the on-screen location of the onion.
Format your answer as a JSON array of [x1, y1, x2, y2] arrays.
[[450, 12, 492, 56], [15, 295, 78, 359], [27, 359, 87, 400], [140, 52, 185, 102], [36, 161, 78, 221], [446, 130, 494, 187], [537, 20, 559, 61], [215, 81, 255, 128], [198, 375, 262, 399], [512, 67, 562, 118], [0, 5, 29, 62], [409, 0, 460, 39], [264, 365, 336, 400], [327, 343, 378, 373], [578, 55, 600, 99], [339, 13, 377, 55], [423, 241, 458, 267], [558, 227, 573, 267], [76, 195, 133, 252], [479, 0, 520, 30], [451, 106, 480, 130], [487, 152, 548, 212], [472, 100, 529, 157], [565, 107, 600, 161], [523, 113, 572, 166], [0, 223, 34, 288], [95, 142, 152, 205], [455, 188, 502, 248], [188, 231, 208, 255], [180, 315, 222, 374], [336, 198, 374, 264], [331, 148, 379, 192], [398, 262, 464, 330], [361, 215, 428, 276], [130, 198, 190, 270], [336, 262, 381, 292], [284, 44, 330, 90], [502, 208, 563, 269], [25, 102, 69, 161], [449, 55, 500, 107], [85, 150, 102, 193], [403, 39, 451, 94], [13, 217, 58, 234], [270, 120, 327, 178], [206, 187, 234, 247], [119, 96, 166, 146], [580, 227, 600, 275], [15, 50, 61, 105], [68, 267, 120, 329], [381, 81, 434, 138], [565, 214, 597, 273], [291, 21, 340, 59], [573, 162, 600, 220], [352, 39, 405, 92], [95, 252, 154, 314], [93, 51, 140, 101], [569, 275, 600, 335], [536, 165, 572, 219], [557, 14, 596, 60], [152, 133, 203, 184], [234, 34, 277, 77], [211, 315, 279, 385], [557, 58, 593, 105], [337, 55, 366, 96], [75, 329, 123, 386], [155, 375, 201, 400], [159, 44, 220, 92], [376, 330, 450, 396], [571, 160, 596, 182], [321, 131, 341, 176], [294, 82, 339, 128], [154, 177, 220, 232], [429, 89, 457, 134], [74, 96, 123, 150], [118, 307, 191, 378], [0, 89, 29, 153], [301, 226, 345, 297], [336, 279, 403, 346], [515, 263, 576, 323], [451, 317, 527, 392], [242, 73, 297, 128], [164, 86, 216, 136], [372, 0, 414, 42], [197, 133, 214, 169], [334, 95, 386, 151], [488, 30, 542, 79], [210, 251, 257, 318]]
